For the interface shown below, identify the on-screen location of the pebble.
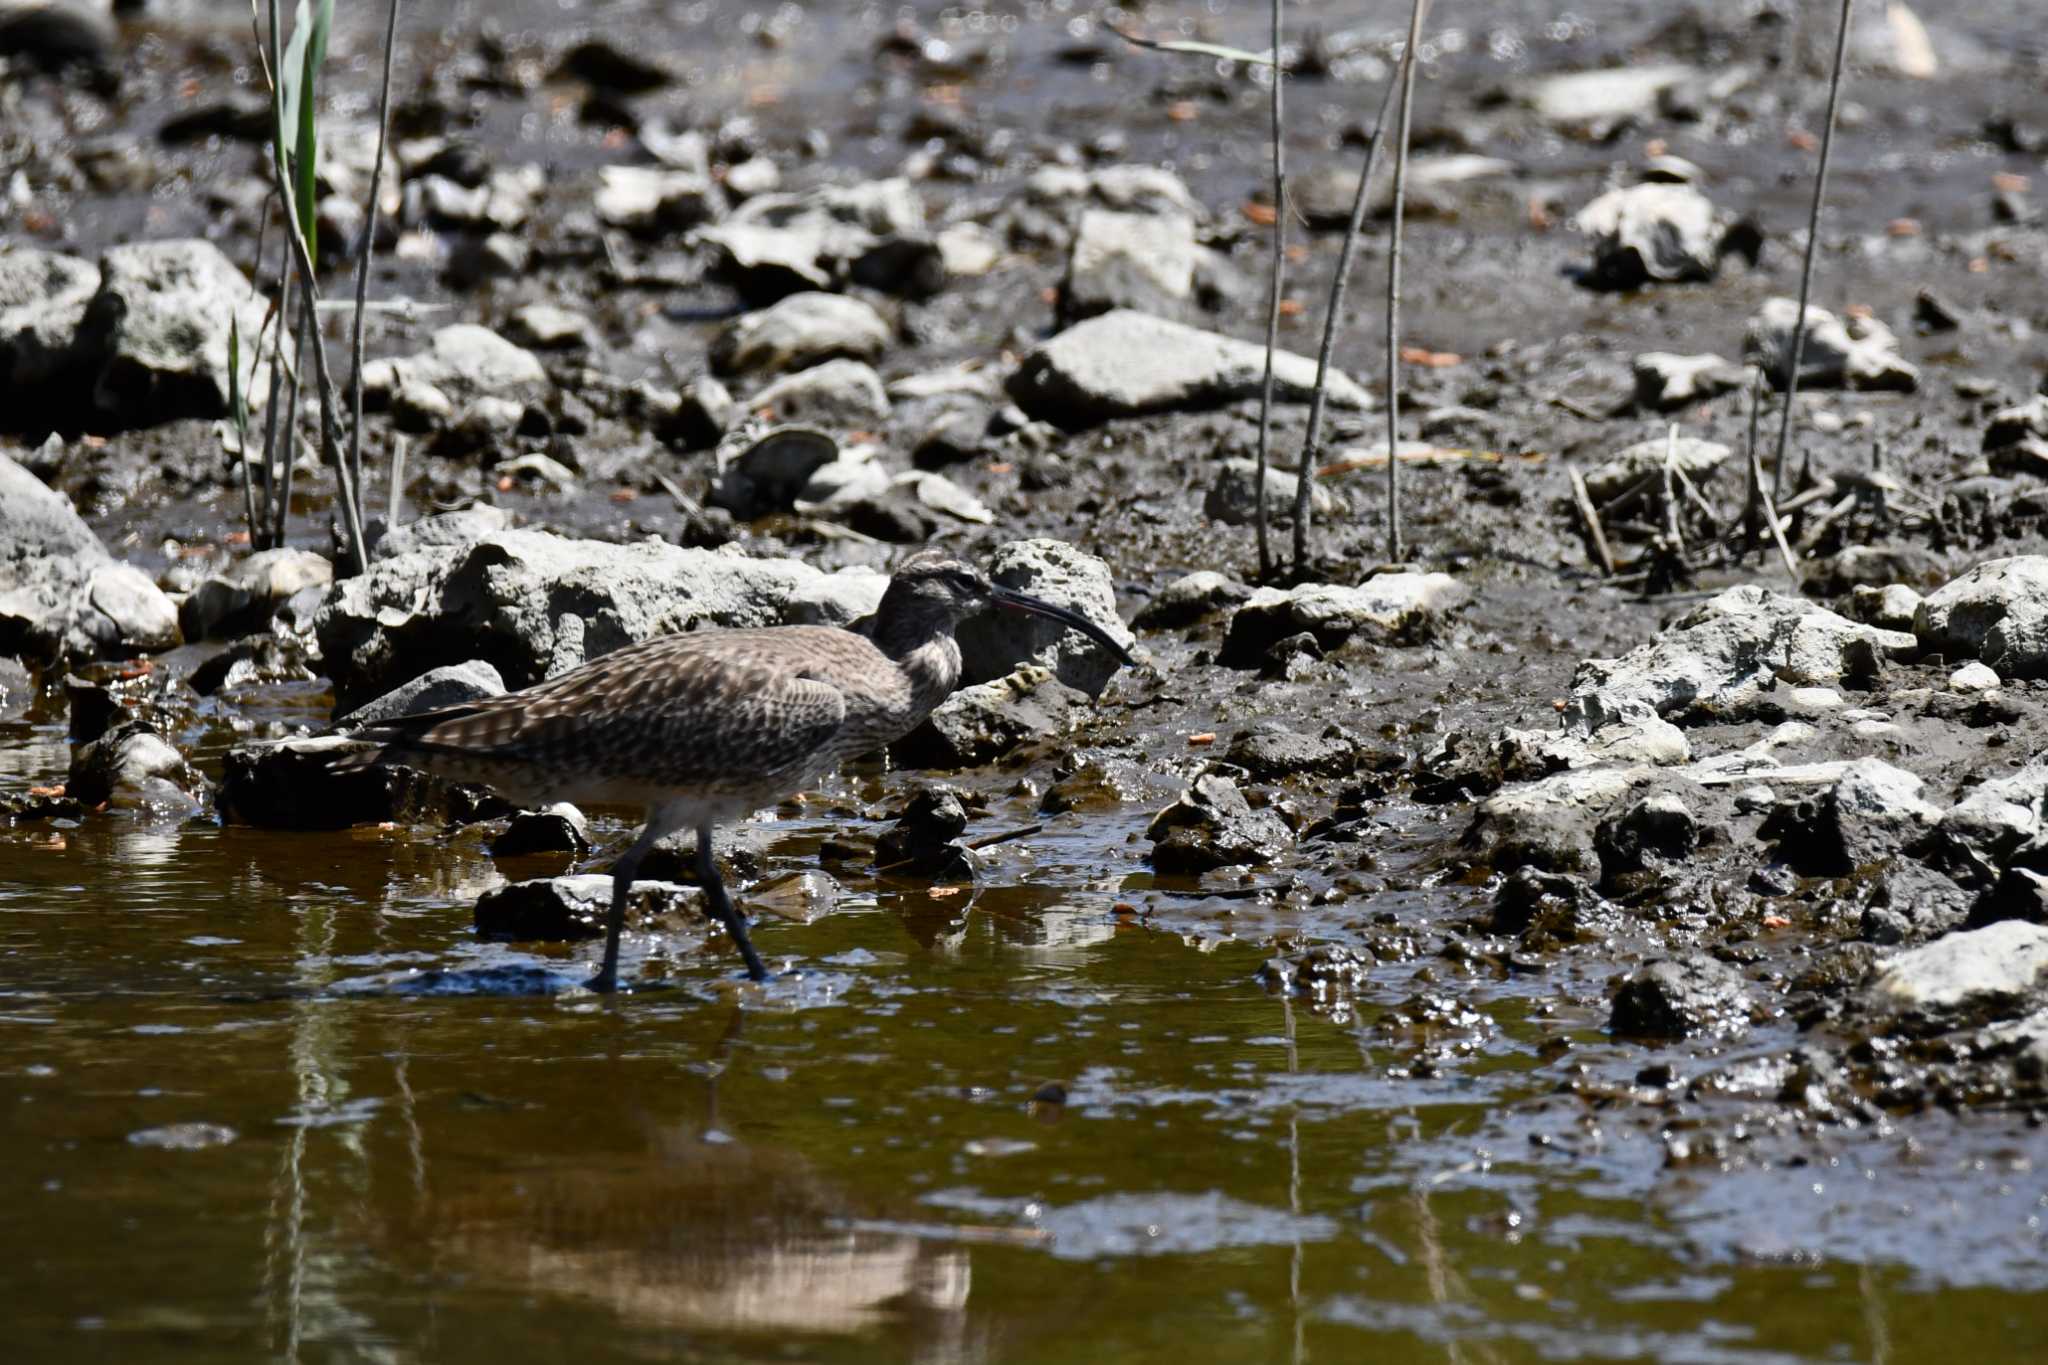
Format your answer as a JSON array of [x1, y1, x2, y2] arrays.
[[1950, 661, 2002, 693]]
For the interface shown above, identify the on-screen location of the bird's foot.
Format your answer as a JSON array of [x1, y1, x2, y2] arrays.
[[584, 968, 620, 994]]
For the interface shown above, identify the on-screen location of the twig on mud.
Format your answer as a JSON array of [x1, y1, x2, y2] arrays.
[[1745, 427, 1801, 580], [1290, 66, 1402, 571], [346, 0, 403, 532], [1380, 0, 1429, 563], [1741, 366, 1765, 554], [1105, 26, 1278, 67], [1252, 0, 1285, 580], [386, 432, 408, 531], [1566, 463, 1615, 575], [1660, 426, 1685, 553], [1770, 0, 1856, 503]]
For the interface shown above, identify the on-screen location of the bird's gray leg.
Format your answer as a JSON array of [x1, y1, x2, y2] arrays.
[[698, 823, 769, 981], [588, 815, 669, 993]]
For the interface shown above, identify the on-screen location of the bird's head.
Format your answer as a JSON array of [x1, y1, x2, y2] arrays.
[[884, 549, 1136, 668]]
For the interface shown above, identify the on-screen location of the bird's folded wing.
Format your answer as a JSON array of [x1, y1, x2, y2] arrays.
[[356, 642, 851, 787]]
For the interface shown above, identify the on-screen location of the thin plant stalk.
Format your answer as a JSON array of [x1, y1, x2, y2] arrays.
[[387, 433, 408, 531], [1380, 0, 1428, 564], [1771, 0, 1855, 503], [347, 0, 402, 514], [230, 317, 255, 541], [1252, 0, 1285, 580], [1289, 71, 1402, 571], [258, 244, 292, 551], [274, 291, 310, 548]]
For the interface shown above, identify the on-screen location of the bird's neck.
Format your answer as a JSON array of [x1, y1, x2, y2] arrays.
[[895, 634, 963, 718], [871, 584, 964, 715]]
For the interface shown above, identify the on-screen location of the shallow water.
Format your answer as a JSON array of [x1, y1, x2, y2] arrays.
[[6, 761, 2045, 1362], [10, 0, 2048, 1357]]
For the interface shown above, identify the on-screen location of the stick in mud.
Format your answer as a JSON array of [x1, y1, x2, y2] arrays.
[[1290, 68, 1402, 572], [1381, 0, 1429, 564], [1566, 464, 1615, 576], [346, 0, 403, 524], [1253, 0, 1285, 580], [1770, 0, 1856, 504]]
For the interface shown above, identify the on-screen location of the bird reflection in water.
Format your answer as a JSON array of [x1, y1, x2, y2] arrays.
[[403, 1127, 973, 1350]]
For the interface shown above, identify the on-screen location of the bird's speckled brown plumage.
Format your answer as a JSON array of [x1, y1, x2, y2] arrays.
[[337, 549, 1134, 991]]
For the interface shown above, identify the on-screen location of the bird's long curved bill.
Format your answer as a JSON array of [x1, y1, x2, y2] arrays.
[[990, 586, 1137, 668]]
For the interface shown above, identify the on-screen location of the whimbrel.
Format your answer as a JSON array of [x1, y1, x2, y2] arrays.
[[337, 549, 1135, 992]]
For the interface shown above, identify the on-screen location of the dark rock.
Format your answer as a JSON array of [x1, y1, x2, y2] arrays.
[[333, 660, 506, 728], [1610, 958, 1753, 1039], [1759, 758, 1940, 875], [838, 493, 937, 543], [1219, 574, 1468, 668], [892, 665, 1084, 768], [1132, 571, 1249, 629], [1039, 759, 1142, 815], [67, 720, 203, 811], [555, 38, 672, 93], [489, 804, 591, 859], [1914, 288, 1962, 333], [710, 426, 840, 518], [179, 548, 334, 642], [1491, 866, 1604, 945], [1594, 789, 1698, 880], [875, 784, 972, 873], [0, 0, 116, 77], [189, 634, 319, 696], [1147, 768, 1293, 872], [1224, 722, 1360, 780], [473, 874, 699, 942], [217, 735, 508, 829]]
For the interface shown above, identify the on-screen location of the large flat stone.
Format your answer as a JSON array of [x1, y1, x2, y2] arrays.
[[1005, 310, 1371, 428]]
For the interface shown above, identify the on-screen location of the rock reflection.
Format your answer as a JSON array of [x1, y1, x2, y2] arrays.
[[404, 1132, 973, 1347]]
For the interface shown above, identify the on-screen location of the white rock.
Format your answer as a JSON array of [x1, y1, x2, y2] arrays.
[[362, 324, 548, 409], [746, 358, 890, 428], [1916, 556, 2048, 678], [1871, 922, 2048, 1012], [711, 292, 891, 377], [1744, 297, 1918, 392], [1007, 309, 1371, 428], [1632, 352, 1746, 410], [1785, 686, 1843, 712], [1949, 660, 2002, 692], [1060, 207, 1197, 322], [1582, 433, 1731, 502], [1573, 184, 1732, 287], [1564, 585, 1915, 732], [594, 165, 724, 232], [1521, 64, 1699, 123], [954, 538, 1134, 695]]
